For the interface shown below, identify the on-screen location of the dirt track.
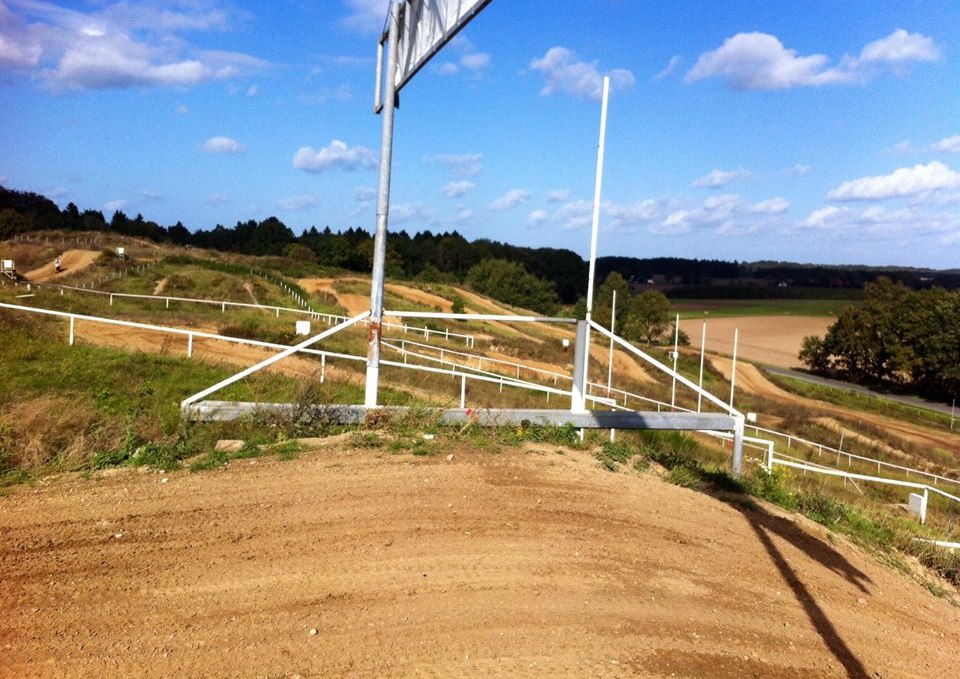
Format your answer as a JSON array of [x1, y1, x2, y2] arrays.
[[23, 249, 101, 283], [2, 445, 958, 678]]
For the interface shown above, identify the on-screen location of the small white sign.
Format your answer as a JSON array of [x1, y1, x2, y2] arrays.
[[908, 492, 927, 524], [295, 320, 311, 336], [1, 259, 14, 271]]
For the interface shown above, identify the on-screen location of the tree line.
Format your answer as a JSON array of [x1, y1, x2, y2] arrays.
[[800, 278, 960, 402]]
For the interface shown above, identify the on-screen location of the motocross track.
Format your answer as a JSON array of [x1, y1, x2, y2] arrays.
[[2, 444, 959, 679], [23, 250, 102, 283]]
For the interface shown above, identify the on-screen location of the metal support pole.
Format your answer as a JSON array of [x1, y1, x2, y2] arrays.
[[460, 375, 466, 409], [697, 322, 706, 413], [364, 1, 401, 408], [69, 316, 75, 346], [187, 333, 193, 358], [671, 313, 679, 409], [321, 354, 326, 384], [729, 328, 739, 409], [606, 289, 616, 397], [732, 416, 745, 479], [571, 320, 589, 412], [578, 76, 610, 415]]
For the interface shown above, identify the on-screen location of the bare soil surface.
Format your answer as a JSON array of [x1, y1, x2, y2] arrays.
[[2, 445, 958, 678], [23, 250, 102, 283], [686, 316, 833, 369]]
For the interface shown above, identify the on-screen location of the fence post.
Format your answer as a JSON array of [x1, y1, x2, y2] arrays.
[[69, 316, 75, 346], [732, 416, 745, 479], [321, 354, 326, 384], [187, 333, 193, 358], [460, 375, 466, 408]]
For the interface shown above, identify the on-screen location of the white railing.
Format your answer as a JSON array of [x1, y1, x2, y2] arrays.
[[746, 424, 960, 490], [5, 300, 958, 499], [18, 282, 477, 346]]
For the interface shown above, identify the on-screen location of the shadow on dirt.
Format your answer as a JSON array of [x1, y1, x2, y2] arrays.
[[721, 493, 872, 679]]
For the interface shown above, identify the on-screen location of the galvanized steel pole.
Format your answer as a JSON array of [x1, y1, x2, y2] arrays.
[[365, 1, 401, 408]]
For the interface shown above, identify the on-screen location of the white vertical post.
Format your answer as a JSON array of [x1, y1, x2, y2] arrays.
[[729, 328, 739, 409], [732, 416, 745, 479], [69, 316, 75, 346], [460, 375, 466, 408], [697, 322, 706, 413], [321, 354, 326, 384], [606, 289, 616, 397], [110, 294, 114, 306], [365, 1, 401, 408], [951, 398, 956, 430], [578, 76, 610, 412], [187, 333, 193, 357], [670, 313, 679, 409]]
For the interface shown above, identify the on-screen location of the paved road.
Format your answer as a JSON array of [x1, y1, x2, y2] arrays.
[[763, 366, 958, 420]]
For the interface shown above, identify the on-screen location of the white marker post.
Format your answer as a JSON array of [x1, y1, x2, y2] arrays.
[[573, 75, 610, 413]]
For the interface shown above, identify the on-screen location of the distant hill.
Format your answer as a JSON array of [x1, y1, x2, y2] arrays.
[[3, 185, 958, 303]]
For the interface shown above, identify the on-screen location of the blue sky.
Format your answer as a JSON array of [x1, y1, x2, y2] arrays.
[[2, 1, 959, 268]]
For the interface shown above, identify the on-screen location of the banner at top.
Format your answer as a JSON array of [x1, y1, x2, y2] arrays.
[[392, 0, 494, 92]]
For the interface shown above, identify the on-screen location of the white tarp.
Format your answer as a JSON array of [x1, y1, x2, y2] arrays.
[[394, 0, 493, 91]]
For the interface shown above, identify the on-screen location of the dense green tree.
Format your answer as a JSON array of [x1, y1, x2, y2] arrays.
[[622, 290, 671, 344], [466, 258, 559, 314]]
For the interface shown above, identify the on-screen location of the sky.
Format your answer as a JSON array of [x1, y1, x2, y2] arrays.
[[2, 1, 960, 269]]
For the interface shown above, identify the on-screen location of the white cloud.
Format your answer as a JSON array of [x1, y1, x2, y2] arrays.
[[451, 207, 474, 224], [0, 1, 266, 91], [858, 29, 940, 66], [175, 104, 189, 115], [340, 0, 389, 33], [827, 162, 960, 201], [882, 140, 913, 155], [206, 193, 229, 206], [656, 211, 694, 236], [545, 189, 570, 203], [490, 189, 532, 212], [277, 195, 318, 211], [293, 140, 377, 173], [527, 209, 549, 227], [461, 52, 490, 70], [390, 202, 433, 225], [693, 167, 750, 188], [931, 135, 960, 154], [300, 85, 353, 106], [442, 181, 475, 198], [423, 152, 483, 178], [791, 164, 812, 175], [137, 189, 161, 201], [686, 29, 939, 91], [749, 197, 789, 214], [354, 187, 376, 202], [203, 136, 246, 155], [246, 84, 257, 97], [798, 202, 960, 238], [654, 55, 682, 81], [104, 199, 127, 212], [529, 46, 635, 100]]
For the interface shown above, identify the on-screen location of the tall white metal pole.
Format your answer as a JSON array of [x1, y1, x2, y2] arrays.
[[697, 321, 706, 413], [670, 313, 679, 409], [365, 2, 401, 408], [606, 289, 616, 397], [585, 76, 610, 319], [729, 328, 739, 409], [576, 76, 610, 409]]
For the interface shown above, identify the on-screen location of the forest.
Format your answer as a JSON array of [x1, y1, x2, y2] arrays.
[[3, 185, 958, 309]]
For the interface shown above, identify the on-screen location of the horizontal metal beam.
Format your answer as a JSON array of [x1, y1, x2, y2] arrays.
[[184, 401, 738, 431]]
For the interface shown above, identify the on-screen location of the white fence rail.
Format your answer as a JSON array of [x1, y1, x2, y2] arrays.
[[17, 281, 477, 346]]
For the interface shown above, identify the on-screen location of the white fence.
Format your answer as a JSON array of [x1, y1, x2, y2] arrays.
[[18, 281, 477, 347]]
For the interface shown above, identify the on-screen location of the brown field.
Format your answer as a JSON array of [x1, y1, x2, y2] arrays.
[[685, 315, 832, 369], [3, 444, 959, 678]]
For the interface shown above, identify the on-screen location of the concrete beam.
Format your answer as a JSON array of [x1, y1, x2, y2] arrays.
[[184, 401, 738, 432]]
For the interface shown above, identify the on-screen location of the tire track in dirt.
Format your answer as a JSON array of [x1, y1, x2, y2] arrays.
[[2, 446, 958, 678]]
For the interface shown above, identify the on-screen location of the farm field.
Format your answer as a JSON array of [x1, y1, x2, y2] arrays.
[[3, 443, 960, 678], [685, 315, 833, 369]]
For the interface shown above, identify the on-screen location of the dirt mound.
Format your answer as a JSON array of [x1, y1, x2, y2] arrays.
[[23, 249, 102, 283], [2, 446, 957, 678]]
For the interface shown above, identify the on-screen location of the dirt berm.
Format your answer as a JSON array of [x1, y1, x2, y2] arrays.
[[2, 443, 958, 677]]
